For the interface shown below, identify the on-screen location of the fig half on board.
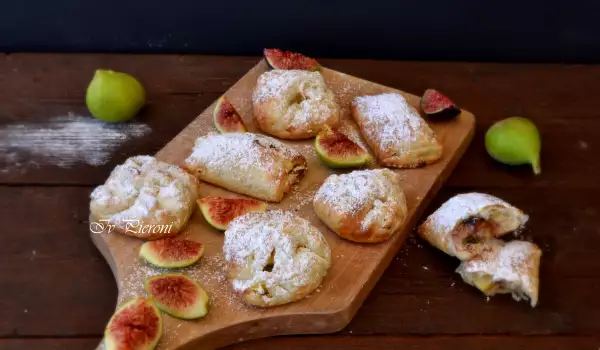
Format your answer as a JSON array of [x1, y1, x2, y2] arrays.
[[145, 274, 210, 320], [198, 196, 268, 231], [213, 96, 247, 133], [315, 125, 372, 168], [104, 298, 163, 350], [139, 238, 204, 268], [264, 48, 320, 71], [420, 88, 461, 119]]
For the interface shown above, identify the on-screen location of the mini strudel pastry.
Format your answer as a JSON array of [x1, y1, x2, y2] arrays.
[[456, 240, 541, 307], [313, 169, 407, 243], [418, 193, 529, 260], [351, 93, 442, 168], [184, 133, 307, 202], [224, 210, 331, 307], [253, 70, 340, 140], [90, 156, 199, 240]]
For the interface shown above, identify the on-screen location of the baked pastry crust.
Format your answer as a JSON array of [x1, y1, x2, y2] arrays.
[[223, 210, 332, 307], [418, 192, 529, 260], [252, 70, 340, 139], [313, 169, 408, 243], [351, 93, 442, 168], [456, 240, 542, 307], [184, 132, 307, 202], [90, 156, 199, 240]]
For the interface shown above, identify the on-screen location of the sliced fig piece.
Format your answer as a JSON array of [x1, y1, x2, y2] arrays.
[[315, 125, 372, 168], [197, 196, 268, 231], [213, 96, 247, 133], [263, 48, 320, 71], [104, 297, 162, 350], [139, 238, 204, 268], [145, 274, 209, 320], [420, 88, 461, 119]]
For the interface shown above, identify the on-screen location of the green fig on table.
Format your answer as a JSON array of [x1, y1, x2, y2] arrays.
[[485, 117, 541, 175], [86, 69, 146, 123]]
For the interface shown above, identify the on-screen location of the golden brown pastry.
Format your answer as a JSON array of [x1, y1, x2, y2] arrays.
[[313, 169, 407, 243], [351, 93, 442, 168], [184, 133, 307, 202], [223, 210, 332, 307], [456, 240, 541, 307], [90, 156, 199, 240], [418, 193, 529, 260], [252, 70, 340, 140]]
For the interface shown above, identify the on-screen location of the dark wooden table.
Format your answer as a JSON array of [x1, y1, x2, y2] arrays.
[[1, 54, 599, 350]]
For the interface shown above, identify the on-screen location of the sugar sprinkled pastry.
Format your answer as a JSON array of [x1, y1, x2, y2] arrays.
[[456, 240, 542, 307], [223, 210, 332, 307], [90, 155, 199, 240], [313, 169, 408, 243], [184, 132, 307, 202], [253, 70, 340, 140], [418, 193, 529, 260], [351, 93, 442, 168]]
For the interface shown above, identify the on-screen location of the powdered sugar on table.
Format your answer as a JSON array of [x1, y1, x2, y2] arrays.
[[0, 114, 150, 169]]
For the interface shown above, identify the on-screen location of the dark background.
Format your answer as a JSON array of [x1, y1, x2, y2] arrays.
[[2, 0, 600, 62]]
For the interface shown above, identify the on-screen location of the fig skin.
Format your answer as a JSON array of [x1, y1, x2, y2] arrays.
[[263, 48, 320, 71], [213, 96, 247, 133], [145, 274, 210, 320], [485, 116, 541, 175], [420, 88, 461, 119], [198, 196, 268, 231], [104, 298, 163, 350], [315, 125, 371, 168], [139, 238, 204, 268]]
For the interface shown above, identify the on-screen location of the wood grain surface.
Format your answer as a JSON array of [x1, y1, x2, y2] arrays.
[[1, 54, 599, 350], [91, 61, 474, 349]]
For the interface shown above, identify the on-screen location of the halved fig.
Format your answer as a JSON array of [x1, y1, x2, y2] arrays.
[[104, 298, 162, 350], [315, 125, 371, 168], [145, 274, 209, 320], [420, 88, 461, 119], [139, 238, 204, 268], [213, 96, 247, 133], [197, 196, 268, 231], [263, 48, 320, 71]]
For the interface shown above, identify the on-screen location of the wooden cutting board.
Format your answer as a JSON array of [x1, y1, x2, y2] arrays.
[[91, 60, 475, 350]]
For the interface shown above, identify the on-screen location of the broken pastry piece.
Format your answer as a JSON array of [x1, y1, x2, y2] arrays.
[[456, 240, 542, 307], [418, 193, 529, 260]]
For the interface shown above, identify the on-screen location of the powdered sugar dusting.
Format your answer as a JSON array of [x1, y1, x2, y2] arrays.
[[90, 156, 198, 235], [253, 70, 339, 132], [119, 253, 243, 311], [456, 240, 541, 306], [223, 210, 331, 305], [0, 114, 150, 168], [352, 93, 437, 155], [314, 169, 401, 216], [425, 193, 528, 235], [185, 133, 304, 198]]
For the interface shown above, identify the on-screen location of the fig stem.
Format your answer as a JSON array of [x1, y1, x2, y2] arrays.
[[531, 156, 541, 175]]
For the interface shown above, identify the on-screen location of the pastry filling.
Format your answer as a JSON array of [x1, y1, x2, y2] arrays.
[[453, 217, 495, 254], [263, 249, 276, 273]]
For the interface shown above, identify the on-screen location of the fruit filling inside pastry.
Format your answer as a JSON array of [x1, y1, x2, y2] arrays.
[[453, 217, 496, 255]]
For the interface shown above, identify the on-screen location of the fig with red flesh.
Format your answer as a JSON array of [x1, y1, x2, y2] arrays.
[[139, 238, 204, 268], [197, 196, 267, 231], [420, 88, 461, 119], [315, 125, 372, 168], [263, 48, 320, 71], [213, 96, 247, 133], [104, 297, 163, 350], [145, 274, 210, 320]]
